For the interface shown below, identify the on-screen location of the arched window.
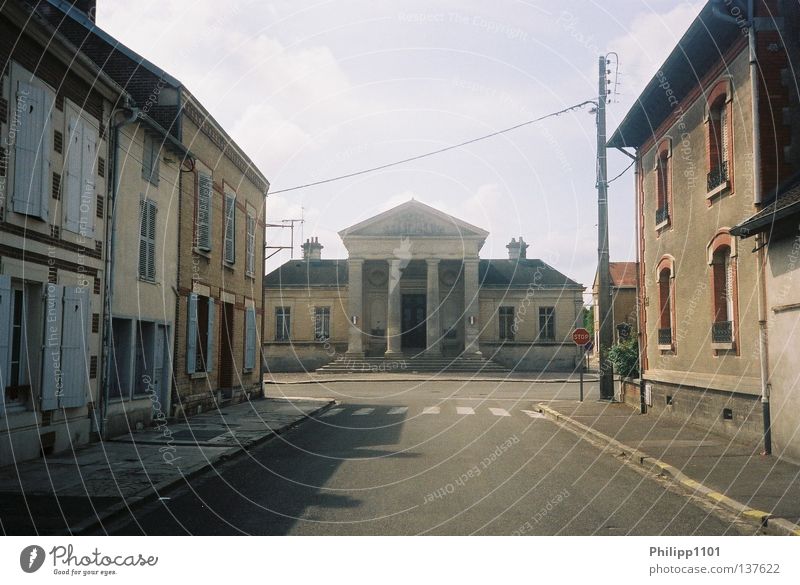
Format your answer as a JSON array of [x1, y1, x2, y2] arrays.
[[707, 231, 738, 349], [706, 80, 732, 194], [655, 139, 671, 227], [655, 256, 675, 350]]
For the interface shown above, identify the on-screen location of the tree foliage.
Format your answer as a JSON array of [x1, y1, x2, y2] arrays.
[[608, 337, 639, 378]]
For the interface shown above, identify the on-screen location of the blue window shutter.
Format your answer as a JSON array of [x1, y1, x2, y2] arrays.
[[244, 306, 256, 371], [80, 120, 98, 237], [13, 81, 51, 221], [206, 297, 215, 373], [0, 276, 12, 395], [59, 286, 89, 408], [224, 194, 235, 263], [197, 173, 213, 251], [41, 285, 63, 411], [186, 293, 197, 374], [64, 116, 83, 233]]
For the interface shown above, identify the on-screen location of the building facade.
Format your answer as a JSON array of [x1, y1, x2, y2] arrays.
[[592, 261, 638, 349], [0, 1, 122, 465], [609, 0, 800, 446], [263, 200, 584, 372]]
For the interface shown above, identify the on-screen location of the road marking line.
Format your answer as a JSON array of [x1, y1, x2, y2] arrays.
[[320, 408, 343, 417], [456, 406, 475, 415], [352, 408, 375, 416], [521, 409, 545, 419], [387, 407, 408, 415], [489, 407, 511, 417], [422, 406, 440, 415]]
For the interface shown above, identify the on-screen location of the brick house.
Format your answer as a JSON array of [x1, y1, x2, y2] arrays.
[[0, 0, 124, 464], [38, 1, 269, 421], [608, 0, 800, 447]]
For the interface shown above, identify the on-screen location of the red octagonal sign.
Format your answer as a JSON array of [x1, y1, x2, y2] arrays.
[[572, 328, 591, 346]]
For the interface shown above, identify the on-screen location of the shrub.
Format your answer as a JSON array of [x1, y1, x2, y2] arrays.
[[608, 337, 639, 378]]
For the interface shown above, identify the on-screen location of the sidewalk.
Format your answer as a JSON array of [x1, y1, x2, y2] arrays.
[[265, 371, 598, 385], [0, 396, 334, 535], [538, 400, 800, 536]]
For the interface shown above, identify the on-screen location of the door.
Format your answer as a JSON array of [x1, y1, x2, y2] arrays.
[[219, 302, 235, 390], [401, 294, 426, 349]]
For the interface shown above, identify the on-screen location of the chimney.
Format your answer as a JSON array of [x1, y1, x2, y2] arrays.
[[73, 1, 96, 22], [302, 237, 323, 261], [506, 236, 529, 260]]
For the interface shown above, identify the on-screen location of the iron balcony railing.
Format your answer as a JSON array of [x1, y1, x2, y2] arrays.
[[658, 328, 672, 346], [655, 205, 669, 225], [712, 320, 733, 343], [707, 160, 729, 192]]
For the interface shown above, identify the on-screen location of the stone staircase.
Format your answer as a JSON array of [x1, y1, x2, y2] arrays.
[[315, 353, 509, 374]]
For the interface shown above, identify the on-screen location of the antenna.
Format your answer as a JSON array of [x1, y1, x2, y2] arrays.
[[265, 215, 305, 261]]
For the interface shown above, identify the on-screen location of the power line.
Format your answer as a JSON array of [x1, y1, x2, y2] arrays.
[[269, 99, 597, 195], [607, 158, 636, 184]]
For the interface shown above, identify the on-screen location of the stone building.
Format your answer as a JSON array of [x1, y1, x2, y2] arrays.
[[263, 200, 584, 372], [608, 0, 800, 447], [0, 0, 123, 464]]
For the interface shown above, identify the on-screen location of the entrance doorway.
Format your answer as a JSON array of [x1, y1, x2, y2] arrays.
[[219, 302, 235, 390], [401, 294, 426, 350]]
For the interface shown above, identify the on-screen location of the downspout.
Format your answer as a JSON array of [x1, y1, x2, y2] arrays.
[[747, 0, 771, 454], [99, 102, 140, 439], [633, 153, 646, 414]]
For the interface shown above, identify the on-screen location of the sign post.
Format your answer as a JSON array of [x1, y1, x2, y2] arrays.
[[572, 328, 591, 401]]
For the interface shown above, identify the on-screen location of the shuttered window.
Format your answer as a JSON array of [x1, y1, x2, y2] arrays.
[[244, 306, 257, 371], [138, 199, 157, 281], [246, 214, 256, 276], [12, 79, 52, 221], [196, 172, 213, 251], [186, 294, 215, 374], [64, 115, 98, 236], [224, 193, 236, 264]]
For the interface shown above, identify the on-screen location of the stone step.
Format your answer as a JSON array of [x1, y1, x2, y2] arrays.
[[316, 354, 510, 373]]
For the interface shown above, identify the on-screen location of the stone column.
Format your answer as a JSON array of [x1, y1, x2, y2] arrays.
[[346, 258, 364, 356], [425, 259, 441, 355], [463, 258, 482, 356], [385, 258, 403, 357]]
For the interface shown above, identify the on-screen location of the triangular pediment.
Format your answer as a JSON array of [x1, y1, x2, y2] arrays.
[[339, 200, 488, 239]]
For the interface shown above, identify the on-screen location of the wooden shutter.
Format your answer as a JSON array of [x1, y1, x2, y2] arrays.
[[720, 104, 729, 165], [206, 297, 215, 372], [224, 194, 235, 264], [81, 120, 98, 237], [60, 286, 89, 408], [197, 172, 213, 251], [64, 116, 82, 233], [41, 284, 64, 411], [246, 214, 255, 274], [186, 293, 198, 374], [244, 306, 256, 371], [0, 276, 11, 395], [139, 199, 157, 280], [13, 80, 51, 221]]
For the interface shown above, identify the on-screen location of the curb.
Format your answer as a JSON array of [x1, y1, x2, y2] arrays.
[[69, 399, 337, 535], [536, 403, 800, 537]]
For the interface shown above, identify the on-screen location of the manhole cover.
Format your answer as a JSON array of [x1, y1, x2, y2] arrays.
[[171, 430, 223, 441]]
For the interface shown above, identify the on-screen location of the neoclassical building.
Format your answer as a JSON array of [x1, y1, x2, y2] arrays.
[[263, 200, 584, 372]]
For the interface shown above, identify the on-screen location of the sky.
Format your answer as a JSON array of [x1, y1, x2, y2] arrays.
[[98, 0, 704, 302]]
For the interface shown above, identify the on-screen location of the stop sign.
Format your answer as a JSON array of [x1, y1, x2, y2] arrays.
[[572, 328, 591, 346]]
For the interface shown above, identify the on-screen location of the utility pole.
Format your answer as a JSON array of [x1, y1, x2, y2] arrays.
[[597, 55, 614, 401]]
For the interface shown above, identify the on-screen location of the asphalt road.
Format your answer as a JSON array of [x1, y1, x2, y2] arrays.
[[104, 380, 752, 535]]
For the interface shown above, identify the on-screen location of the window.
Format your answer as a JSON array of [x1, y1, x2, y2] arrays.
[[142, 133, 160, 185], [196, 172, 213, 251], [538, 307, 555, 341], [246, 213, 256, 276], [244, 306, 257, 371], [706, 81, 732, 195], [658, 267, 673, 348], [275, 307, 291, 341], [64, 114, 98, 236], [314, 307, 330, 341], [655, 146, 670, 227], [499, 306, 515, 341], [708, 232, 738, 347], [12, 74, 53, 222], [186, 294, 215, 374], [138, 199, 157, 281], [224, 192, 236, 264]]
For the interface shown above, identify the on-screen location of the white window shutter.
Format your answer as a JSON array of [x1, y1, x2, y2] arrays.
[[246, 215, 255, 275], [186, 293, 198, 374], [13, 81, 51, 221], [224, 194, 235, 264], [0, 276, 12, 395], [64, 116, 83, 233], [244, 306, 256, 371], [139, 199, 157, 280], [60, 286, 89, 408], [81, 119, 98, 237], [41, 284, 64, 411], [206, 297, 215, 372], [197, 173, 213, 251], [721, 105, 729, 164]]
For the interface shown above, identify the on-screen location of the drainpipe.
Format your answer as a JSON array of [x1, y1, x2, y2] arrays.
[[633, 154, 646, 414], [99, 102, 140, 440]]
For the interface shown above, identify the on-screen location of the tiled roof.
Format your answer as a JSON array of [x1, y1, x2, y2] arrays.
[[609, 262, 637, 288], [732, 181, 800, 238]]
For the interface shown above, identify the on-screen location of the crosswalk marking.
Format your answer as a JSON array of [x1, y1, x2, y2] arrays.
[[422, 406, 440, 415], [387, 406, 408, 415], [320, 408, 343, 417], [456, 406, 475, 415], [521, 409, 545, 419], [352, 408, 375, 416], [489, 407, 511, 417]]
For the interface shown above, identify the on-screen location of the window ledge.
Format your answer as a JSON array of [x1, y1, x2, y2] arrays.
[[706, 180, 730, 200], [658, 343, 674, 351], [655, 218, 670, 231], [137, 277, 158, 285], [711, 341, 735, 351], [193, 247, 211, 258], [190, 372, 208, 379]]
